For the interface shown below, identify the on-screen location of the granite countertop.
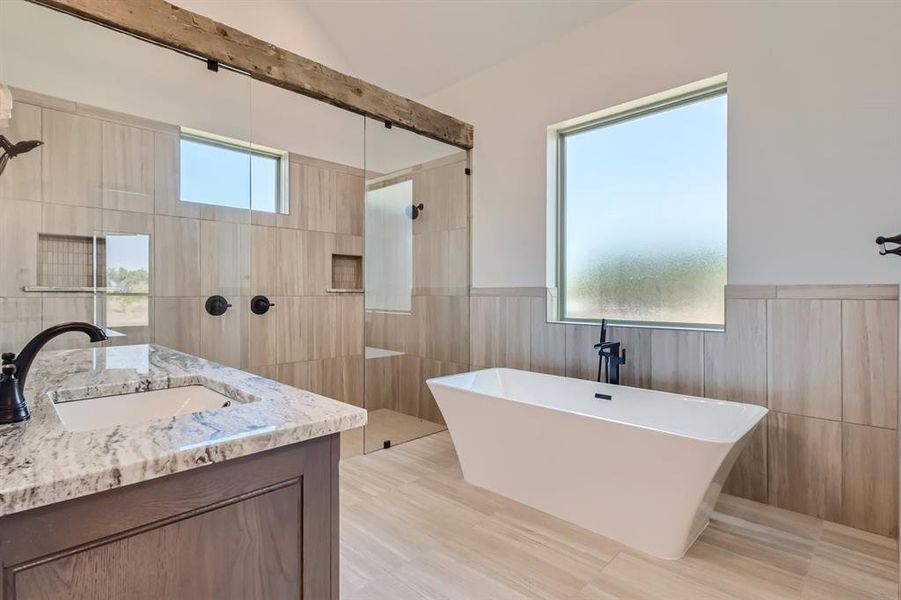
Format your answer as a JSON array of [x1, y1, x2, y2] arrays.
[[0, 344, 367, 517]]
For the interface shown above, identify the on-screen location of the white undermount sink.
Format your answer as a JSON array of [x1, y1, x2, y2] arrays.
[[53, 385, 234, 432]]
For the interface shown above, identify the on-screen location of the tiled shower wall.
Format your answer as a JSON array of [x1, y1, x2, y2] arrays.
[[470, 285, 899, 538], [0, 87, 364, 406]]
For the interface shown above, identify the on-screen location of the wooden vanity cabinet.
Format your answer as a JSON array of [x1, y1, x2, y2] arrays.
[[0, 434, 340, 600]]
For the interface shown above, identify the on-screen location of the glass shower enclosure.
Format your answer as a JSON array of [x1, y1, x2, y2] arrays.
[[0, 0, 469, 458], [361, 117, 470, 453]]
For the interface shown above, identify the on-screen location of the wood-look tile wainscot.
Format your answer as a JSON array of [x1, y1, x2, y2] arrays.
[[469, 284, 900, 538], [341, 431, 898, 600]]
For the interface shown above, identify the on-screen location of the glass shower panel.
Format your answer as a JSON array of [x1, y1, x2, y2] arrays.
[[0, 0, 253, 358], [363, 116, 470, 454], [246, 78, 365, 457]]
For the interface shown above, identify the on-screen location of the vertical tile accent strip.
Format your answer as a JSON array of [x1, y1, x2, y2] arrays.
[[767, 299, 842, 420], [609, 326, 652, 389], [705, 299, 768, 502], [469, 296, 530, 369], [335, 172, 364, 236], [529, 297, 566, 376], [247, 308, 278, 368], [723, 418, 768, 503], [153, 215, 201, 297], [337, 295, 364, 357], [705, 299, 767, 405], [42, 109, 102, 208], [841, 422, 898, 537], [842, 300, 899, 429], [564, 324, 601, 381], [470, 296, 500, 368], [650, 329, 704, 396], [153, 298, 201, 356], [768, 412, 842, 522], [251, 225, 280, 297], [101, 122, 154, 213], [502, 296, 531, 370], [0, 200, 41, 297]]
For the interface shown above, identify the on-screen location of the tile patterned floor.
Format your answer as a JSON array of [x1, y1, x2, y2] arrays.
[[340, 432, 898, 600]]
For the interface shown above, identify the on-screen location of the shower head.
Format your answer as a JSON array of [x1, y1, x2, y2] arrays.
[[406, 203, 424, 220], [0, 135, 42, 176]]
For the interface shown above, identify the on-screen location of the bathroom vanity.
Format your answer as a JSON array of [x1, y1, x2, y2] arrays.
[[0, 345, 367, 600]]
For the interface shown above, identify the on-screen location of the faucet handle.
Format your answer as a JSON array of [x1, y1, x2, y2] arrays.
[[1, 352, 15, 364]]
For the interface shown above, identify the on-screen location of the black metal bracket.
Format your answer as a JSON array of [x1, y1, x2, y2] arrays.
[[465, 167, 471, 176], [206, 59, 219, 72], [876, 234, 901, 257], [384, 120, 393, 129]]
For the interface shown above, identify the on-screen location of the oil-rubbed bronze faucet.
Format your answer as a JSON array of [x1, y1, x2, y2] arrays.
[[593, 319, 626, 386], [0, 322, 108, 424]]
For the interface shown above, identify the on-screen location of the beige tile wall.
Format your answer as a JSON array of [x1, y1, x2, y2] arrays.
[[0, 88, 365, 409], [469, 284, 900, 538]]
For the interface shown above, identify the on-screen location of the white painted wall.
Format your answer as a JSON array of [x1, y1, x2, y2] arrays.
[[425, 0, 901, 287]]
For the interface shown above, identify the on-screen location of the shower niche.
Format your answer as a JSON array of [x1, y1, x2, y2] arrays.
[[330, 253, 363, 292], [26, 231, 151, 339], [35, 233, 106, 290]]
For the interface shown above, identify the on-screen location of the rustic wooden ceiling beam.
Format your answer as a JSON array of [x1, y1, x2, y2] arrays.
[[26, 0, 474, 149]]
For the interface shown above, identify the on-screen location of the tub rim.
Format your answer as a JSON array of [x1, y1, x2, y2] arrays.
[[427, 367, 768, 445]]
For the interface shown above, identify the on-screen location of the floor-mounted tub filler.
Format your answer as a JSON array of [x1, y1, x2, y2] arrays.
[[427, 368, 767, 560]]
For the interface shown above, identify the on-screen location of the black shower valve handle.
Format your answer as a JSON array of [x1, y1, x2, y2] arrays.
[[205, 295, 232, 316], [251, 295, 275, 315]]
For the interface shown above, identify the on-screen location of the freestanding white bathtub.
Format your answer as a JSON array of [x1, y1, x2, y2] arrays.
[[427, 368, 767, 560]]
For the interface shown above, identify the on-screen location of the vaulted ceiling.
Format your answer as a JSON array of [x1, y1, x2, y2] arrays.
[[173, 0, 629, 100]]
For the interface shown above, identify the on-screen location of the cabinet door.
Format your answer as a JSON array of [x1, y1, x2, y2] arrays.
[[13, 484, 301, 600]]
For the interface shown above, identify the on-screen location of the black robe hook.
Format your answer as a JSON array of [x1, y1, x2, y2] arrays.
[[876, 234, 901, 257]]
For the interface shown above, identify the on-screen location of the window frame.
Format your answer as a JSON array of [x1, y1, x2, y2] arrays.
[[179, 128, 289, 214], [554, 80, 727, 331]]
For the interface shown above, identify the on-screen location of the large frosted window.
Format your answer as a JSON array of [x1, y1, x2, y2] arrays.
[[560, 88, 727, 328]]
